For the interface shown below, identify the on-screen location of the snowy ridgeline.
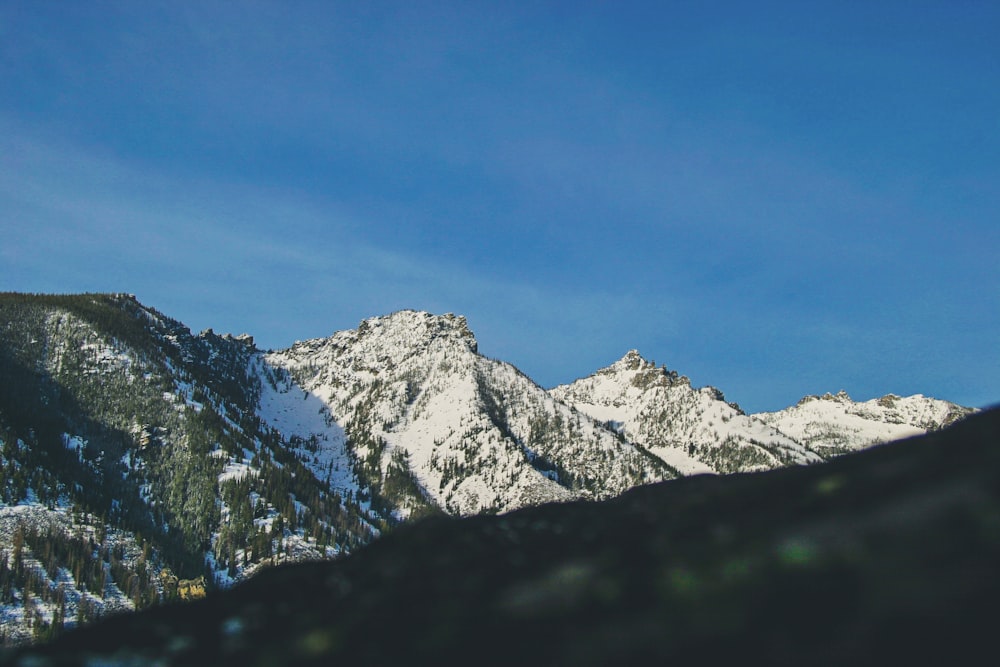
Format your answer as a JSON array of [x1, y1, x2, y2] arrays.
[[263, 311, 975, 522], [753, 390, 973, 454], [551, 350, 974, 476], [265, 311, 673, 518]]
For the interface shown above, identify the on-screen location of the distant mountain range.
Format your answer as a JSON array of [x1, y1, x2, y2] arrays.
[[553, 350, 971, 473], [0, 292, 976, 645]]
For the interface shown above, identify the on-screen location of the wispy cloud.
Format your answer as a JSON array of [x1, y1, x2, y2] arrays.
[[0, 123, 685, 386]]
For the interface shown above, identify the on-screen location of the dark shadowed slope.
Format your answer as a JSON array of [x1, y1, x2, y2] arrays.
[[9, 407, 1000, 666]]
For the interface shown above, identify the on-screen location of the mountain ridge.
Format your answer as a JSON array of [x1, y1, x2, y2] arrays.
[[0, 292, 978, 646], [266, 309, 673, 517], [553, 348, 973, 473]]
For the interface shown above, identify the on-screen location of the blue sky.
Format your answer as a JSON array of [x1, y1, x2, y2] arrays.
[[1, 1, 997, 412]]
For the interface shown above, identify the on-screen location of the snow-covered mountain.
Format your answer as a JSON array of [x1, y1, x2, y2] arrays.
[[550, 350, 824, 474], [753, 390, 975, 456], [267, 311, 674, 517], [0, 293, 979, 646], [552, 351, 977, 472]]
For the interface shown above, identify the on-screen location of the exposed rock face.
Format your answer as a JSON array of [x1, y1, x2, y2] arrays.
[[13, 407, 1000, 666]]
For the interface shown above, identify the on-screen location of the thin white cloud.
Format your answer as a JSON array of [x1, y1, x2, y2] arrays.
[[0, 123, 684, 384]]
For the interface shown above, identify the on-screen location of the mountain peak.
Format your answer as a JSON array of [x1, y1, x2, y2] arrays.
[[613, 349, 652, 371], [352, 310, 478, 354]]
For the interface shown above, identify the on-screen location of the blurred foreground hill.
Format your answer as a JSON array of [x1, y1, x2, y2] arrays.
[[8, 406, 1000, 666]]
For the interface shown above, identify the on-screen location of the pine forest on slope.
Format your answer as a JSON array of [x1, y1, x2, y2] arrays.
[[0, 293, 976, 645]]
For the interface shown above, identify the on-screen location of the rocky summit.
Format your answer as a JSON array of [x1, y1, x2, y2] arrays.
[[8, 406, 1000, 665]]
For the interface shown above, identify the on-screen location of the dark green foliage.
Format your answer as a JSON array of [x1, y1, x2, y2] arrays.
[[21, 525, 105, 597], [380, 449, 439, 520], [342, 393, 439, 523], [700, 435, 775, 473], [0, 518, 158, 645], [0, 292, 376, 597]]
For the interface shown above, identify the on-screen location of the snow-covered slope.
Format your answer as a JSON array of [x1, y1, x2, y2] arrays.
[[253, 357, 358, 497], [753, 390, 976, 456], [266, 312, 674, 516], [550, 351, 824, 474]]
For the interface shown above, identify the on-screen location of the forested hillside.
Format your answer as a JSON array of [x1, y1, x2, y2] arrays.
[[0, 293, 376, 644]]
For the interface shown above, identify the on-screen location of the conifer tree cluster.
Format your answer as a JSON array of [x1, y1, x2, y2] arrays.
[[0, 293, 381, 644]]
